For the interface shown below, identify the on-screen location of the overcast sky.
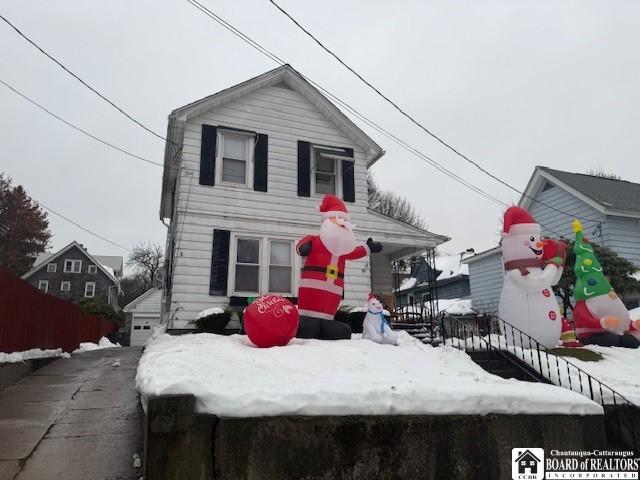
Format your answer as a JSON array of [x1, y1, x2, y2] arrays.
[[2, 0, 639, 268]]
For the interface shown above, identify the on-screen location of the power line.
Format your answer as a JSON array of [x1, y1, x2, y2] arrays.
[[184, 0, 506, 208], [0, 78, 164, 168], [0, 13, 170, 144], [36, 200, 131, 252], [266, 0, 603, 224]]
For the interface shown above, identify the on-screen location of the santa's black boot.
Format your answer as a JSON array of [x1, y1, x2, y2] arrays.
[[619, 334, 640, 349], [296, 317, 324, 339], [582, 332, 620, 347], [320, 319, 351, 340]]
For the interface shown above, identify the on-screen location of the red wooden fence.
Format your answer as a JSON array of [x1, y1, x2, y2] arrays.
[[0, 270, 116, 353]]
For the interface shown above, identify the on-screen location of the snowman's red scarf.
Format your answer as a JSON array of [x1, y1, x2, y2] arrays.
[[504, 258, 544, 275]]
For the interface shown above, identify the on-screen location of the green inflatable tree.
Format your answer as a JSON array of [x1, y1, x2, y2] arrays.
[[572, 219, 613, 301]]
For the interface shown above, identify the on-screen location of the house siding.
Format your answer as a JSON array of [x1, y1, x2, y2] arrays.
[[467, 251, 503, 314], [25, 245, 117, 306], [602, 215, 640, 268], [166, 85, 435, 327], [528, 184, 605, 239]]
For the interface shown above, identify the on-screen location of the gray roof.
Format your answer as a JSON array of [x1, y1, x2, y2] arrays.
[[540, 166, 640, 214], [32, 247, 123, 278]]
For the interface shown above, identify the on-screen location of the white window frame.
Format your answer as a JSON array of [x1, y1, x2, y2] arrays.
[[38, 280, 49, 293], [215, 129, 254, 188], [267, 239, 294, 295], [64, 259, 82, 273], [84, 282, 96, 297], [60, 281, 71, 292], [311, 147, 344, 198], [88, 265, 97, 274], [228, 234, 296, 296], [47, 263, 57, 273]]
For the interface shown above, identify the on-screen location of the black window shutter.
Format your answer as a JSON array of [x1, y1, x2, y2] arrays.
[[200, 124, 217, 186], [341, 148, 355, 202], [297, 141, 311, 197], [253, 134, 268, 192], [210, 229, 230, 296]]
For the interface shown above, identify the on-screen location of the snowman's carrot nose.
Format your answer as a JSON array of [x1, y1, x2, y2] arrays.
[[536, 241, 544, 248]]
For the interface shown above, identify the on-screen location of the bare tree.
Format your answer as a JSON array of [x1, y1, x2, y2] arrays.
[[585, 168, 621, 180], [367, 173, 426, 229], [127, 243, 164, 290]]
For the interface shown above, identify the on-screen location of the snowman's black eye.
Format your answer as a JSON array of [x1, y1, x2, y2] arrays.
[[530, 236, 535, 242]]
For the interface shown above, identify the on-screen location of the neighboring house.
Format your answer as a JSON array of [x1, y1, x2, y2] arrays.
[[21, 241, 122, 308], [465, 166, 640, 313], [123, 288, 162, 346], [396, 254, 470, 307], [159, 65, 450, 328]]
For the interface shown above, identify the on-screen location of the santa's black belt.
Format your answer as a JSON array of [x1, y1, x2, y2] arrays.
[[302, 265, 344, 279]]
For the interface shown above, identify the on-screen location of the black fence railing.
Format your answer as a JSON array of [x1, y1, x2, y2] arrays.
[[441, 312, 640, 452]]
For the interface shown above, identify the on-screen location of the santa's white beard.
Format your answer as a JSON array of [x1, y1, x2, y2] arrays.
[[319, 219, 356, 256]]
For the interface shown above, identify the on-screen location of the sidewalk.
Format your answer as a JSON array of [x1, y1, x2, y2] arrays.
[[0, 347, 142, 480]]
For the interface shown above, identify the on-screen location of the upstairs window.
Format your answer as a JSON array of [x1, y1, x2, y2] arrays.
[[38, 280, 49, 293], [64, 259, 82, 273], [47, 263, 57, 272], [88, 265, 97, 274], [311, 148, 345, 197], [84, 282, 96, 297], [217, 130, 253, 187]]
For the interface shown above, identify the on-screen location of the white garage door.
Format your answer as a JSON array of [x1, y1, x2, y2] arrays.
[[131, 314, 159, 346]]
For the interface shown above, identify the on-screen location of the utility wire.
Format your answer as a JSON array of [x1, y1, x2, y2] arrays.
[[36, 200, 131, 252], [0, 78, 164, 168], [184, 0, 506, 208], [266, 0, 603, 224], [0, 13, 170, 144]]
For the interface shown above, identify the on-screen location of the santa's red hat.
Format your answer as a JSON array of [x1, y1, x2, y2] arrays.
[[502, 206, 540, 236], [319, 194, 350, 220]]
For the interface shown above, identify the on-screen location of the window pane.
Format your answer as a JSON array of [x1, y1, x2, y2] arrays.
[[223, 134, 246, 160], [222, 158, 246, 183], [237, 239, 259, 264], [269, 266, 291, 293], [316, 173, 335, 194], [316, 155, 334, 173], [235, 265, 259, 292], [270, 241, 291, 266]]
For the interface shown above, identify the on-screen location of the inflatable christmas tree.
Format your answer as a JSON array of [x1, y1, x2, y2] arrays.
[[571, 219, 638, 348]]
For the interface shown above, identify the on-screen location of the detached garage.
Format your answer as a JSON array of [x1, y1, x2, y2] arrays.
[[123, 288, 162, 346]]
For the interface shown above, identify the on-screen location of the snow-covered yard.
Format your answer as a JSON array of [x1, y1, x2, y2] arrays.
[[447, 335, 640, 405], [136, 331, 601, 417]]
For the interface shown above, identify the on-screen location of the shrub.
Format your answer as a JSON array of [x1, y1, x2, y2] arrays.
[[76, 297, 124, 327], [194, 310, 231, 334]]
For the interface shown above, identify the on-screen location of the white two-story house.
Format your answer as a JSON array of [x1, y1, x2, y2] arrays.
[[159, 65, 449, 328]]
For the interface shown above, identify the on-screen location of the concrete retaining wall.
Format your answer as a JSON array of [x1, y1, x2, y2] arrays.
[[0, 357, 58, 391], [143, 395, 606, 480]]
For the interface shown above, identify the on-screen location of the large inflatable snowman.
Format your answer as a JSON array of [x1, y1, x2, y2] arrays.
[[498, 206, 565, 348]]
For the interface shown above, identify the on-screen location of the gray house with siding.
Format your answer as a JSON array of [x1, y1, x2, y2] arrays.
[[464, 166, 640, 313]]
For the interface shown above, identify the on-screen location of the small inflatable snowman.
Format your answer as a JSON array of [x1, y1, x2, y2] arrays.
[[362, 294, 399, 346], [498, 206, 565, 348]]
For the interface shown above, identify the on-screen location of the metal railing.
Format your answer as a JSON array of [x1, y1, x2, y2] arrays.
[[441, 311, 640, 451]]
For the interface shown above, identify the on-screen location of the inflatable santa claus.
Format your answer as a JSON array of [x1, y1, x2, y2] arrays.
[[498, 206, 565, 348], [571, 219, 639, 348], [296, 194, 383, 340]]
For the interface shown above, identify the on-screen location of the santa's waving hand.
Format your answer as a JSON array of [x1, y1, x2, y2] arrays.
[[296, 194, 382, 340]]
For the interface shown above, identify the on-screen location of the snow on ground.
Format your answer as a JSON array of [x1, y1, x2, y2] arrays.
[[73, 336, 121, 353], [0, 348, 65, 364], [136, 332, 601, 417], [447, 335, 640, 405], [196, 307, 226, 319]]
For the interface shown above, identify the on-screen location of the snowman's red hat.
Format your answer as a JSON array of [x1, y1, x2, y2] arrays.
[[319, 194, 350, 220], [503, 206, 540, 236], [368, 293, 377, 301]]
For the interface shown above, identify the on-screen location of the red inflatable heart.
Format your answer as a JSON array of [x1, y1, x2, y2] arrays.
[[244, 295, 299, 348]]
